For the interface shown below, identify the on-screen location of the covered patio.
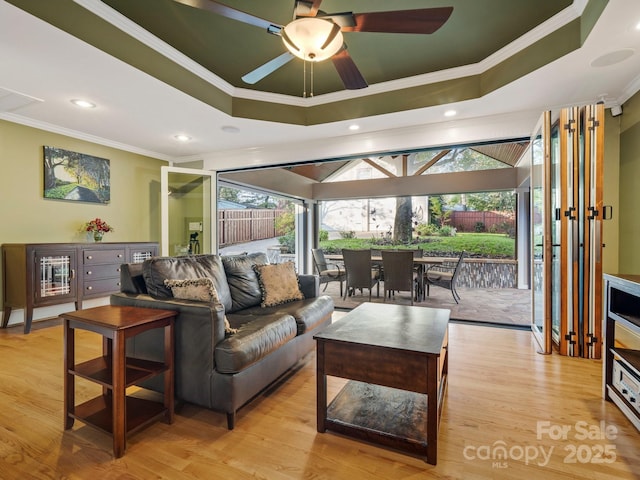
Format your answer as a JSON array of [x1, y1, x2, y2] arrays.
[[220, 238, 531, 329]]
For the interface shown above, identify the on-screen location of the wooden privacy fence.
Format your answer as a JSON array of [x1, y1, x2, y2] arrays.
[[449, 210, 515, 233], [218, 209, 287, 246]]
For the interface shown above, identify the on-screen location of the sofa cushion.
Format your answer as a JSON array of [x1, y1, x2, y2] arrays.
[[120, 263, 147, 294], [221, 252, 268, 312], [164, 277, 219, 302], [253, 262, 304, 308], [241, 295, 334, 335], [215, 313, 298, 374], [164, 277, 237, 335], [142, 255, 232, 311]]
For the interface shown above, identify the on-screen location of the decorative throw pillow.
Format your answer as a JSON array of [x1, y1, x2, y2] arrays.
[[163, 278, 237, 335], [253, 262, 305, 308]]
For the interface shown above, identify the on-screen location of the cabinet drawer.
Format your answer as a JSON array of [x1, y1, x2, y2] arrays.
[[83, 278, 121, 296], [83, 263, 122, 280], [83, 249, 126, 265]]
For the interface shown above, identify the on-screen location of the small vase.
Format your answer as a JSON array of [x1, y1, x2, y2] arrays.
[[93, 232, 104, 242]]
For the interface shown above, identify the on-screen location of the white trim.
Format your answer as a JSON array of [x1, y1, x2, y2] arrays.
[[0, 112, 172, 161]]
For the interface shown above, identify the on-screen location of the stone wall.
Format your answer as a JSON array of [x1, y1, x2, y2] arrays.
[[436, 258, 517, 289]]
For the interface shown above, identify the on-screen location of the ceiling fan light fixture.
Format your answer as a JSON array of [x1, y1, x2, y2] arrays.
[[282, 17, 344, 62]]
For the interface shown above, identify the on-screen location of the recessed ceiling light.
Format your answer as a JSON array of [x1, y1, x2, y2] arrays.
[[71, 99, 96, 108], [174, 134, 191, 142], [349, 124, 360, 131], [221, 125, 239, 134], [591, 49, 635, 67], [635, 21, 640, 31], [444, 110, 457, 117]]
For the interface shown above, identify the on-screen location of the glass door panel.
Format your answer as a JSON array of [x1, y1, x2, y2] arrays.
[[531, 111, 552, 354], [550, 119, 561, 345], [161, 166, 215, 256], [582, 104, 604, 359], [35, 249, 77, 303], [557, 107, 580, 356]]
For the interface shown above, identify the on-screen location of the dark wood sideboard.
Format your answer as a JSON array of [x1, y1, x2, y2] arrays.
[[1, 242, 158, 333]]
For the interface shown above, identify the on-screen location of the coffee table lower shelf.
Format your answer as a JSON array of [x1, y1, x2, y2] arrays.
[[326, 380, 429, 457]]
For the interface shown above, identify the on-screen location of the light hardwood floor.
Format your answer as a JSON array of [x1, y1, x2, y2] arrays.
[[1, 313, 639, 480]]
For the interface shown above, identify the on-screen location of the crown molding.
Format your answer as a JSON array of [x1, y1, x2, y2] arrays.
[[1, 111, 172, 161]]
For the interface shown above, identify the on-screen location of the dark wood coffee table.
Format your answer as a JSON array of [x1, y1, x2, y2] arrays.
[[314, 302, 449, 465]]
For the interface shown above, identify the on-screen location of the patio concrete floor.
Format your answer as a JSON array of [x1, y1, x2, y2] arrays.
[[320, 280, 531, 328]]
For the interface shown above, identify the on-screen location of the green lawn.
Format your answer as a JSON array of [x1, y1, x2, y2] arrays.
[[319, 233, 515, 259]]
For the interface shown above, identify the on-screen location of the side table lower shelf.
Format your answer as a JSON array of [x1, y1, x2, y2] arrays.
[[71, 395, 168, 436]]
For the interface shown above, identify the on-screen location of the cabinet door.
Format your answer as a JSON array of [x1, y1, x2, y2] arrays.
[[34, 248, 77, 305], [129, 244, 157, 263]]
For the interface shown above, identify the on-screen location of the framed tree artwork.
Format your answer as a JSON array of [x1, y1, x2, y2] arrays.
[[43, 146, 110, 204]]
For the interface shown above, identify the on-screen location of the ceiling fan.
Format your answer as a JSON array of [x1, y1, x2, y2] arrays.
[[173, 0, 453, 91]]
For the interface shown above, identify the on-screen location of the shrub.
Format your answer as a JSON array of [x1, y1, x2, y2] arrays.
[[439, 225, 456, 237], [278, 231, 295, 253], [474, 221, 485, 233], [415, 222, 439, 236], [339, 230, 356, 239], [319, 229, 329, 242], [275, 210, 294, 235]]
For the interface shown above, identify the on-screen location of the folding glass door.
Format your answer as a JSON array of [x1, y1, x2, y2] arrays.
[[530, 104, 604, 358]]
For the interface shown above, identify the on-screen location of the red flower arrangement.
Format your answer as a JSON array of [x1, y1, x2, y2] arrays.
[[84, 218, 114, 233]]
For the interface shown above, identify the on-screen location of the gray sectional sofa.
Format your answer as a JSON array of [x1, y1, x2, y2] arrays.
[[110, 252, 334, 429]]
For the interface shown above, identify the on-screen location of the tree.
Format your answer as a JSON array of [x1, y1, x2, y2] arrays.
[[218, 187, 240, 203], [393, 197, 413, 242], [417, 147, 507, 174], [43, 146, 69, 190], [465, 191, 515, 211], [429, 195, 450, 227]]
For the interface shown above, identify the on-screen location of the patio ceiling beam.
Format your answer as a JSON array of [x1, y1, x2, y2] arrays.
[[413, 150, 451, 176], [363, 158, 397, 178], [312, 167, 517, 200]]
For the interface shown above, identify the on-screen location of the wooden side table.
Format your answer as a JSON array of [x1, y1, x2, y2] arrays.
[[62, 305, 176, 458]]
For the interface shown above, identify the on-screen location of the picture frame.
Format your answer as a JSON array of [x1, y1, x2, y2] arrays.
[[43, 146, 110, 204]]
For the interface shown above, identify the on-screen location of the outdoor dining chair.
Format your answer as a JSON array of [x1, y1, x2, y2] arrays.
[[424, 250, 466, 304], [381, 250, 416, 305], [311, 248, 346, 297], [341, 249, 380, 301]]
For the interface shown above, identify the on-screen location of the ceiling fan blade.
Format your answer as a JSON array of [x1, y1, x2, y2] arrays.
[[332, 48, 367, 90], [340, 7, 454, 34], [173, 0, 282, 32], [241, 52, 295, 84], [319, 12, 356, 28], [294, 0, 323, 18]]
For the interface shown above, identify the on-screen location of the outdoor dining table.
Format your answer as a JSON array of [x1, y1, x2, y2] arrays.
[[324, 254, 444, 302]]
